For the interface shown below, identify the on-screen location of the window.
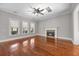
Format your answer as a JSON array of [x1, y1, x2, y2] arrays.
[[9, 20, 19, 35], [22, 21, 29, 34], [30, 22, 35, 34]]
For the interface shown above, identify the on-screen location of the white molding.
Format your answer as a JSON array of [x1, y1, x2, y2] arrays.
[[0, 35, 35, 43], [37, 34, 72, 41], [58, 37, 72, 41], [72, 40, 79, 45], [0, 34, 73, 44]]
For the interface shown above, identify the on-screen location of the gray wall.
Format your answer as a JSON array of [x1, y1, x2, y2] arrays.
[[37, 13, 73, 40], [0, 10, 36, 40], [0, 9, 73, 41]]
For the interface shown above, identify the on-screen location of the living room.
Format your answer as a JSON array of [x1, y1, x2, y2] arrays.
[[0, 3, 79, 56]]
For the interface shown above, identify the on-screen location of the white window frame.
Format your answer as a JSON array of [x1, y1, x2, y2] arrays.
[[9, 19, 20, 36], [22, 21, 29, 34], [30, 22, 35, 34]]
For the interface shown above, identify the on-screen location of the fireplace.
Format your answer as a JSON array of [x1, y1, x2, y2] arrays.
[[45, 28, 57, 38]]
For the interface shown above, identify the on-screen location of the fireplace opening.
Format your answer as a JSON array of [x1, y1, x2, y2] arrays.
[[47, 30, 55, 37]]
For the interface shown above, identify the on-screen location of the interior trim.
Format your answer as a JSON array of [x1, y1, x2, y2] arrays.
[[0, 35, 35, 43]]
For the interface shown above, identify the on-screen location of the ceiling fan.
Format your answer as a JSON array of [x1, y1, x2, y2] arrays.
[[32, 7, 44, 15], [31, 6, 52, 16]]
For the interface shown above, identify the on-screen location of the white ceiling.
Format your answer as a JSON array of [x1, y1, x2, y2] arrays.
[[0, 3, 73, 21]]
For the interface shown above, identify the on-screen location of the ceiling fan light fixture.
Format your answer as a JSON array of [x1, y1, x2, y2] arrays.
[[46, 7, 52, 12]]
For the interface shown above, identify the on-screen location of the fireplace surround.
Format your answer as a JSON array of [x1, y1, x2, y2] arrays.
[[45, 28, 57, 38]]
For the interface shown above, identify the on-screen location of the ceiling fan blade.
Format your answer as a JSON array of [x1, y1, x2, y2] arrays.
[[33, 8, 37, 11], [40, 9, 44, 12], [39, 13, 44, 15]]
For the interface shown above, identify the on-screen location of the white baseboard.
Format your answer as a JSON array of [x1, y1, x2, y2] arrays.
[[0, 35, 35, 43], [0, 34, 73, 44], [36, 34, 72, 41], [57, 37, 72, 41], [72, 40, 79, 45]]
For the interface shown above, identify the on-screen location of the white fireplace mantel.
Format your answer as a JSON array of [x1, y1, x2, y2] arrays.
[[45, 28, 57, 38]]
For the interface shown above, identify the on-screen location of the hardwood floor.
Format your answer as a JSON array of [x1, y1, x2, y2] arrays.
[[0, 35, 79, 56]]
